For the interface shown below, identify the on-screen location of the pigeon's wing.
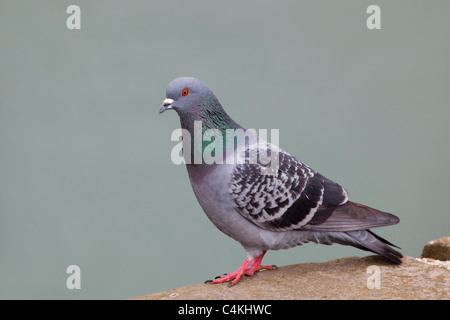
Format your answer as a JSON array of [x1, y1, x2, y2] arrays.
[[301, 201, 400, 231], [229, 145, 347, 231], [228, 145, 398, 232]]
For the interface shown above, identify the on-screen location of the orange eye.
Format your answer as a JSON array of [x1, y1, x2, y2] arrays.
[[181, 89, 189, 96]]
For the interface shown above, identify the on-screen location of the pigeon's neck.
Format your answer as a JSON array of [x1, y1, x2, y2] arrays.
[[179, 100, 243, 172], [179, 105, 242, 135]]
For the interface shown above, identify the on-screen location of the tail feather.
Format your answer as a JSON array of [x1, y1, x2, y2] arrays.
[[367, 229, 401, 249], [316, 229, 403, 264], [344, 230, 403, 264]]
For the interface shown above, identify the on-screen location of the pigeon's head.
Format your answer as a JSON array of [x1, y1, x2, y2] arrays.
[[158, 77, 220, 117]]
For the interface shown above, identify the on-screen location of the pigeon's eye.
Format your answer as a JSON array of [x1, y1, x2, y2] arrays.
[[181, 89, 189, 96]]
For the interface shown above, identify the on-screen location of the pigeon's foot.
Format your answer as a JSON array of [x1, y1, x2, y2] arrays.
[[207, 251, 276, 286]]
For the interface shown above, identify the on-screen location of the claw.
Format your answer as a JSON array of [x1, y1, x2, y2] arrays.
[[209, 251, 277, 286]]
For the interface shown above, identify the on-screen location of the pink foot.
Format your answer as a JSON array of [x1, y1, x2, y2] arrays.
[[206, 251, 277, 286]]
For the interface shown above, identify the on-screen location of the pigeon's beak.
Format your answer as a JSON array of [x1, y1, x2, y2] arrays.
[[158, 98, 174, 114]]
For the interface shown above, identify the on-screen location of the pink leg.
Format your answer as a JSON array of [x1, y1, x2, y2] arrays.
[[247, 251, 277, 275], [206, 251, 277, 286]]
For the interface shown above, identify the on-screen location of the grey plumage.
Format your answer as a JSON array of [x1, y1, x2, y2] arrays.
[[158, 77, 402, 285]]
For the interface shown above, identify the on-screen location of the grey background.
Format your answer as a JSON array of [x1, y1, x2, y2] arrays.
[[1, 1, 449, 299]]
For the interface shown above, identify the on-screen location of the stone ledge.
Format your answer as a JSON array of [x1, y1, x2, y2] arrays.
[[421, 236, 450, 261], [130, 255, 449, 300]]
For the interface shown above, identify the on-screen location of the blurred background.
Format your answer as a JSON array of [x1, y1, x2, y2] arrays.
[[0, 0, 449, 299]]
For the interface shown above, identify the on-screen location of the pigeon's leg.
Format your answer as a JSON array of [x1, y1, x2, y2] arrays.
[[209, 251, 276, 286], [245, 251, 277, 276]]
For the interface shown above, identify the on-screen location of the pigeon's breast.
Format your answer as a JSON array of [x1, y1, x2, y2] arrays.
[[187, 163, 306, 252], [187, 163, 267, 245]]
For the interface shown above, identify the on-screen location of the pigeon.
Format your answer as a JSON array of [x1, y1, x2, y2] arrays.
[[158, 77, 402, 286]]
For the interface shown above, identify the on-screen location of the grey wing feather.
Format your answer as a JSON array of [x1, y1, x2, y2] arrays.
[[228, 147, 349, 231], [302, 201, 400, 231], [228, 144, 399, 233]]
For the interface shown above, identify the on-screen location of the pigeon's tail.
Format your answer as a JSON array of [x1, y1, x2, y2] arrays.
[[324, 230, 403, 264]]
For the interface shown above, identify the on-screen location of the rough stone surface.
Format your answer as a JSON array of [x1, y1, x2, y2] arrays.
[[421, 236, 450, 261], [130, 255, 450, 300]]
